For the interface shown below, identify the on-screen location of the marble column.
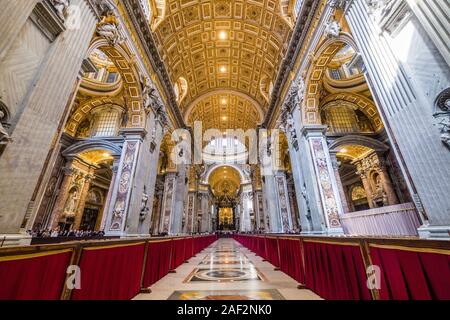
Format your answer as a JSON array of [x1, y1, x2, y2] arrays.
[[100, 159, 120, 231], [346, 0, 450, 237], [330, 152, 351, 213], [184, 192, 197, 234], [126, 114, 166, 236], [357, 170, 375, 209], [49, 166, 77, 229], [150, 185, 163, 235], [104, 130, 144, 236], [253, 190, 265, 231], [160, 172, 177, 234], [240, 185, 253, 232], [199, 191, 210, 233], [73, 172, 94, 229], [273, 171, 294, 233], [170, 165, 188, 234], [377, 157, 399, 206], [282, 107, 327, 234], [286, 178, 300, 231], [259, 133, 283, 232], [300, 125, 344, 234]]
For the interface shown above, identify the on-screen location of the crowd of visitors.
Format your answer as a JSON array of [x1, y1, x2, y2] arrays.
[[27, 228, 105, 238]]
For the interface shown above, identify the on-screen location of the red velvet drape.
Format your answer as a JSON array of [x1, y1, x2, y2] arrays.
[[278, 238, 304, 284], [142, 240, 172, 288], [184, 238, 194, 261], [303, 241, 371, 300], [71, 243, 145, 300], [171, 239, 186, 270], [0, 250, 72, 300], [258, 237, 267, 259], [370, 246, 450, 300], [265, 238, 280, 267]]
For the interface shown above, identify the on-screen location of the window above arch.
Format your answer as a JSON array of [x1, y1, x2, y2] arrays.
[[147, 0, 166, 31], [83, 49, 121, 84], [74, 104, 124, 139], [174, 77, 188, 104], [326, 45, 364, 81]]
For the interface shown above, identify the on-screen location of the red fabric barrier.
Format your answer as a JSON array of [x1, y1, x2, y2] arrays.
[[278, 238, 304, 284], [257, 237, 266, 259], [265, 238, 280, 267], [0, 250, 72, 300], [171, 239, 186, 270], [370, 246, 450, 300], [142, 240, 172, 288], [71, 243, 145, 300], [184, 238, 194, 261], [304, 241, 371, 300]]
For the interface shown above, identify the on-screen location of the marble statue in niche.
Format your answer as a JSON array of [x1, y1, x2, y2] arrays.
[[64, 188, 79, 217], [139, 185, 149, 221], [438, 117, 450, 149], [324, 20, 341, 38], [93, 0, 115, 16], [96, 14, 123, 46], [0, 109, 12, 145], [433, 88, 450, 150], [51, 0, 70, 21]]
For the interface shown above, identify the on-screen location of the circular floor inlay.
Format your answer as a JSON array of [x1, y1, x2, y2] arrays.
[[195, 269, 253, 281]]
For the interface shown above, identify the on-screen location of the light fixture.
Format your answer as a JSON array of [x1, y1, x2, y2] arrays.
[[220, 66, 227, 73], [340, 148, 348, 153], [218, 31, 228, 40], [222, 116, 227, 121], [221, 98, 227, 104], [102, 152, 111, 158]]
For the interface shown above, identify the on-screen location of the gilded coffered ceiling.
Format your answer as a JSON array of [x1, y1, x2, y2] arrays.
[[187, 92, 263, 131], [150, 0, 293, 128], [337, 145, 373, 160]]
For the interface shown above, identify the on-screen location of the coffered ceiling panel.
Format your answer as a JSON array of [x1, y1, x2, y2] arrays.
[[187, 92, 262, 131], [151, 0, 292, 121]]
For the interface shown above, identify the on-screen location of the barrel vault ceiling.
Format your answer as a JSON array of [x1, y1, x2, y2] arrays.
[[149, 0, 294, 129]]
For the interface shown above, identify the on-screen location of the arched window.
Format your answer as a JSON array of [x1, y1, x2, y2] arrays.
[[174, 77, 188, 104], [76, 105, 124, 138], [84, 49, 120, 84]]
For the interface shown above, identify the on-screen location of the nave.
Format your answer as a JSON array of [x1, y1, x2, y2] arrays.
[[135, 238, 321, 301]]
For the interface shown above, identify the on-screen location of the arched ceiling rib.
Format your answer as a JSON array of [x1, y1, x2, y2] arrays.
[[152, 0, 293, 125]]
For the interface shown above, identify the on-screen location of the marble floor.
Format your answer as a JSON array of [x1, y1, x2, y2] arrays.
[[134, 238, 322, 300]]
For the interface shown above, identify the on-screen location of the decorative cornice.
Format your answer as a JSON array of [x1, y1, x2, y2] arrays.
[[263, 0, 320, 128], [120, 0, 186, 129], [29, 0, 67, 42]]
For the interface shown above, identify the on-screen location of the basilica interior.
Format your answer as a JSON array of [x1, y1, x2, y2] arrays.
[[0, 0, 449, 301]]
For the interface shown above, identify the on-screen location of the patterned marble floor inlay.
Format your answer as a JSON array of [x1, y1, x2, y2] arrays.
[[184, 267, 264, 283], [134, 238, 323, 301], [199, 259, 253, 265], [168, 289, 286, 300]]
